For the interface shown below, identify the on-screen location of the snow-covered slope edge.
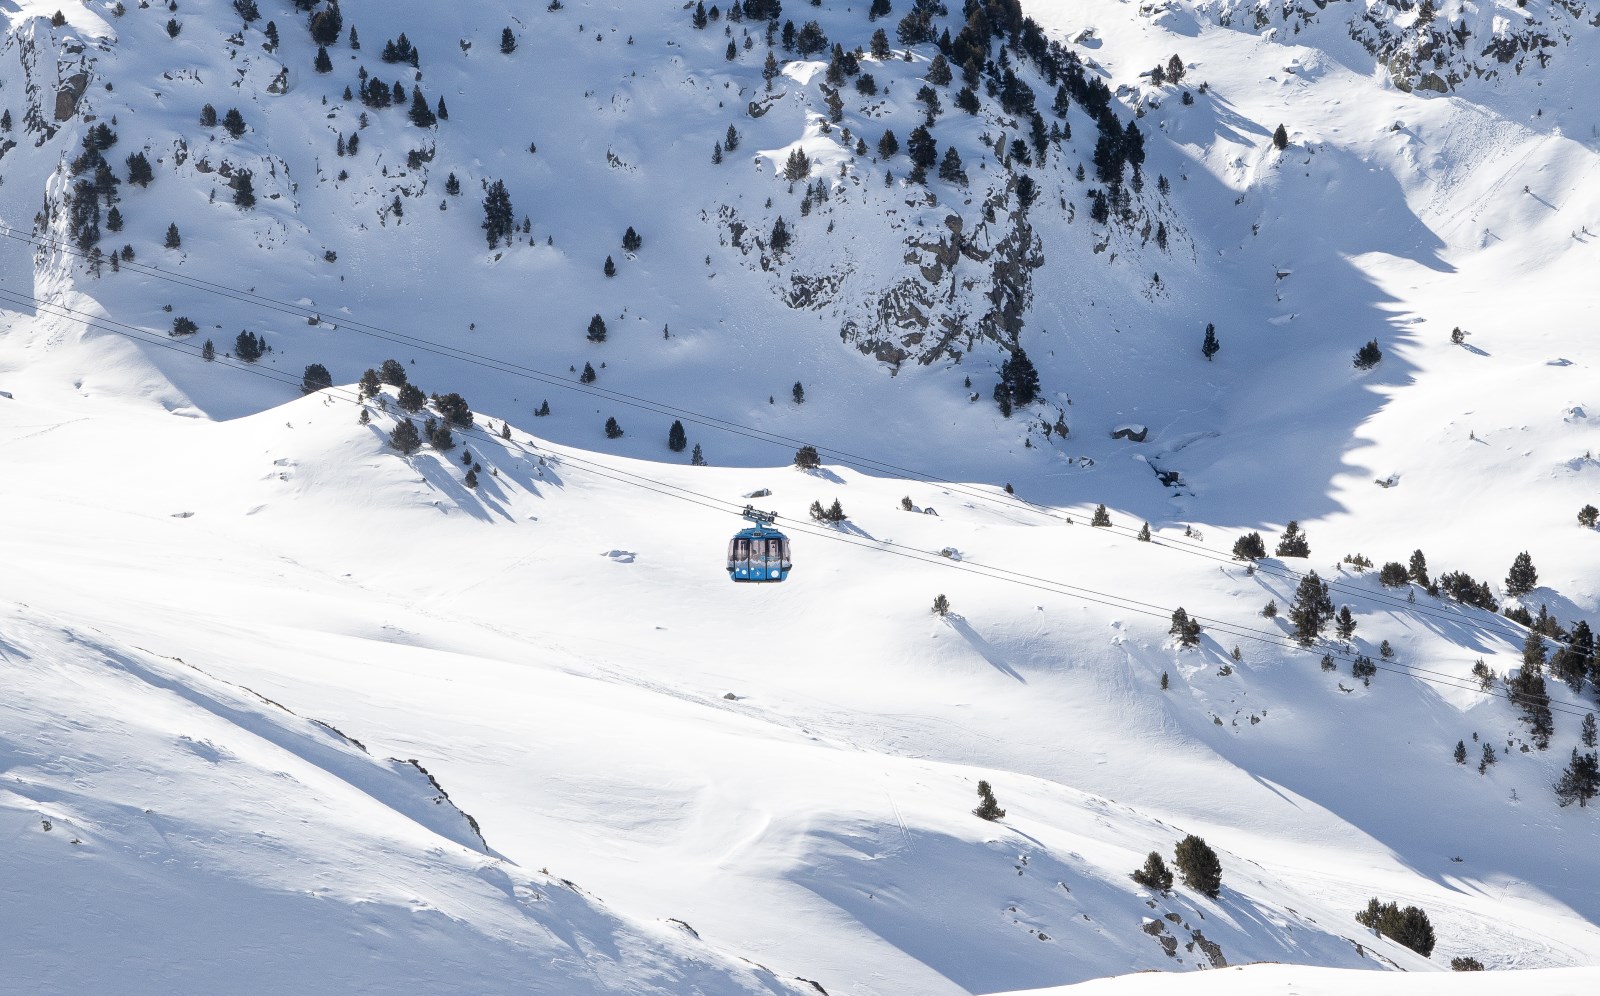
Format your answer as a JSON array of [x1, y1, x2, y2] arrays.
[[0, 602, 806, 994]]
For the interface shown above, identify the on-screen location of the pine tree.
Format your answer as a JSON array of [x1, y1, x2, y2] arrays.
[[1583, 713, 1598, 749], [972, 780, 1006, 821], [579, 362, 596, 384], [445, 173, 460, 196], [437, 97, 448, 120], [605, 416, 623, 439], [1353, 338, 1384, 370], [1555, 749, 1600, 807], [164, 223, 181, 249], [1505, 551, 1539, 597], [389, 418, 422, 454], [603, 255, 616, 277], [691, 444, 706, 466], [622, 226, 642, 252], [1138, 523, 1151, 542], [481, 179, 515, 248], [408, 89, 436, 128], [782, 146, 811, 181], [500, 27, 517, 54], [300, 363, 332, 394], [1202, 322, 1219, 361], [314, 45, 333, 73], [1231, 532, 1266, 561], [794, 445, 821, 470], [1132, 852, 1174, 892], [1580, 504, 1600, 528], [1275, 520, 1310, 558], [1091, 503, 1111, 527], [1169, 607, 1202, 648], [1335, 605, 1357, 641], [125, 151, 154, 187], [927, 52, 952, 86], [1379, 562, 1409, 587], [222, 107, 247, 139], [1454, 740, 1467, 764], [464, 468, 479, 489], [938, 146, 967, 184], [396, 383, 426, 412], [1356, 900, 1435, 956], [1272, 123, 1288, 150], [769, 215, 792, 254], [1288, 572, 1333, 645], [586, 314, 607, 342], [232, 171, 256, 209], [359, 368, 381, 398], [668, 419, 687, 452], [932, 594, 950, 616], [379, 358, 408, 387], [792, 382, 805, 404], [201, 339, 215, 361], [877, 129, 899, 159], [1173, 835, 1222, 898]]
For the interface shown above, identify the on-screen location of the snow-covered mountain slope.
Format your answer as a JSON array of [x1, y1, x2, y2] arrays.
[[2, 0, 1599, 992], [2, 371, 1599, 992]]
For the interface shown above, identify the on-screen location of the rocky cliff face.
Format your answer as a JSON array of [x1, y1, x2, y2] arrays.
[[1200, 0, 1597, 94]]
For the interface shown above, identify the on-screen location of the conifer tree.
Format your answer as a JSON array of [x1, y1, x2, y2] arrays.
[[1202, 322, 1219, 361], [164, 222, 181, 249], [1580, 504, 1599, 528], [691, 443, 706, 466], [1272, 123, 1288, 150], [586, 314, 607, 342], [1454, 740, 1467, 764], [396, 383, 426, 412], [1335, 605, 1357, 641], [359, 368, 381, 398], [1555, 749, 1600, 807], [769, 215, 792, 254], [1288, 572, 1333, 645], [932, 593, 950, 616], [1275, 520, 1310, 558], [1173, 835, 1222, 898], [972, 780, 1005, 821], [201, 339, 215, 361], [222, 108, 247, 139], [1169, 608, 1202, 648], [794, 445, 821, 470], [579, 362, 596, 384], [1583, 713, 1598, 750], [481, 179, 515, 248], [1138, 523, 1151, 542], [314, 45, 333, 73], [1231, 532, 1266, 561], [408, 89, 436, 127], [622, 226, 642, 253], [668, 419, 687, 452], [126, 151, 154, 187], [389, 418, 422, 454], [1353, 339, 1383, 370], [605, 416, 623, 439], [379, 358, 408, 387], [1132, 851, 1174, 892], [500, 27, 517, 54], [300, 363, 332, 394], [1479, 742, 1497, 773], [1505, 551, 1539, 597], [792, 382, 804, 404], [1091, 503, 1111, 527], [603, 255, 616, 277]]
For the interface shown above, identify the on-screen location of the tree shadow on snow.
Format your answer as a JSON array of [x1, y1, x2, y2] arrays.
[[945, 614, 1027, 683]]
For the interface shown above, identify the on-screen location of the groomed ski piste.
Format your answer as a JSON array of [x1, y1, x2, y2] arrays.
[[2, 0, 1599, 992]]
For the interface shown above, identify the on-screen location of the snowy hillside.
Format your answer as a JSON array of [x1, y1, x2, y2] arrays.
[[2, 0, 1599, 992]]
